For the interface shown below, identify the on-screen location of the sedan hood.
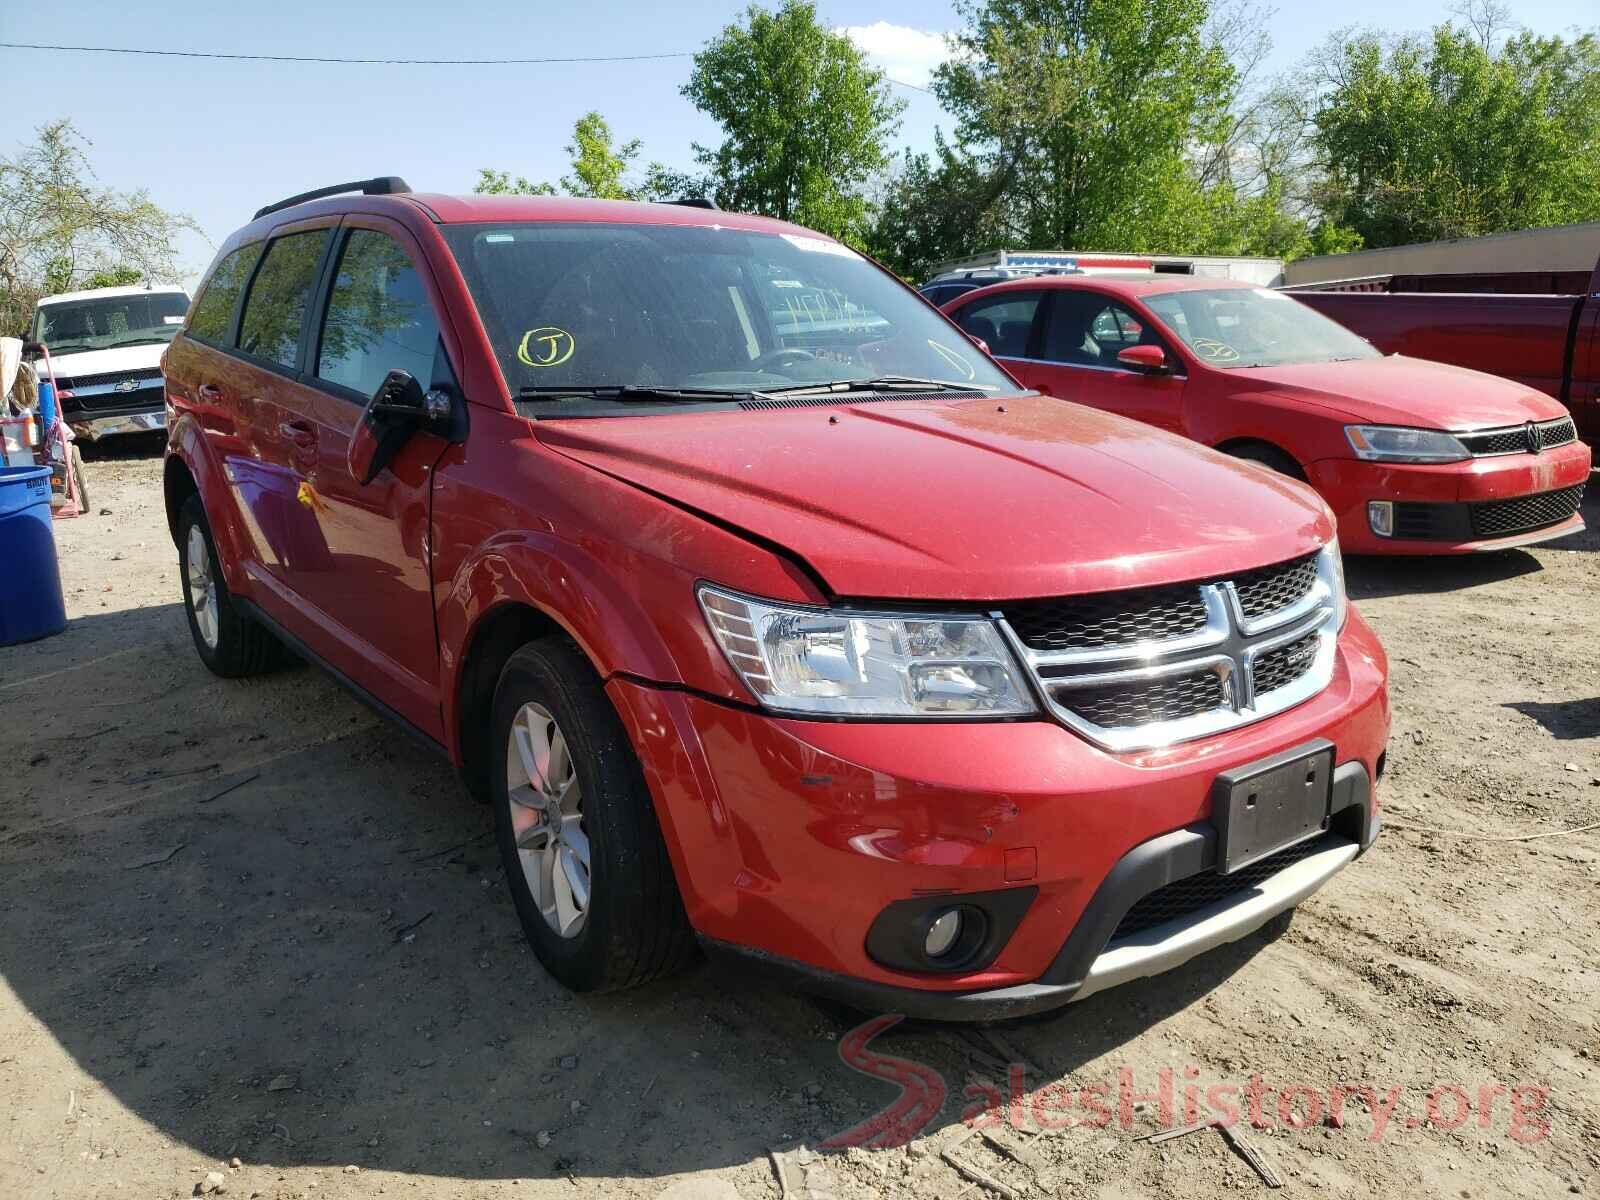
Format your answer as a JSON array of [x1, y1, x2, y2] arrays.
[[537, 394, 1333, 602], [1232, 355, 1567, 429]]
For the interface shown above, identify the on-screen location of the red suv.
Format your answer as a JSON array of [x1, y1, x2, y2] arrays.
[[162, 180, 1388, 1019], [944, 276, 1591, 554]]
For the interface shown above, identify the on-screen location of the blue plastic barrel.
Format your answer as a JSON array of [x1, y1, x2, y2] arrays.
[[0, 465, 68, 645]]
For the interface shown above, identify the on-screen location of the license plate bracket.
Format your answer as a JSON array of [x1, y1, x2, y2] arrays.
[[1212, 739, 1333, 875]]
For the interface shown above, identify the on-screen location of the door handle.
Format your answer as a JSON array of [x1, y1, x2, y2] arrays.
[[280, 420, 317, 448], [197, 383, 225, 403]]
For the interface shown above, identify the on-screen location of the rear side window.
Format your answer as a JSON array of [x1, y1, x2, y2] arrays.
[[316, 230, 440, 399], [237, 230, 330, 369], [187, 244, 262, 344], [955, 292, 1041, 358]]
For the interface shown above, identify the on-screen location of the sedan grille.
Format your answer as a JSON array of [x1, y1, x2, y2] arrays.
[[1469, 484, 1585, 538], [1457, 416, 1577, 457]]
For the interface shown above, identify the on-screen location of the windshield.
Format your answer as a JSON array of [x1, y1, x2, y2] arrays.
[[441, 222, 1011, 398], [31, 292, 190, 355], [1141, 287, 1379, 369]]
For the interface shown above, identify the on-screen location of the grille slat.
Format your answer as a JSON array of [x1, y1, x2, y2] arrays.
[[1111, 834, 1334, 940], [1005, 585, 1207, 652], [1066, 671, 1223, 728], [57, 367, 163, 391], [1252, 632, 1319, 696], [1469, 484, 1585, 538], [1231, 554, 1317, 620]]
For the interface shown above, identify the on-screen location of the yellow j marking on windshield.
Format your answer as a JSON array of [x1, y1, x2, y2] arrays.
[[518, 326, 575, 367]]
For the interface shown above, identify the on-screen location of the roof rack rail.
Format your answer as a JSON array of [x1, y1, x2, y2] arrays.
[[664, 197, 719, 210], [254, 176, 412, 221]]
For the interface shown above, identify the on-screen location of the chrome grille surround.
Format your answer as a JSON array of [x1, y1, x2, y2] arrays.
[[997, 544, 1343, 752]]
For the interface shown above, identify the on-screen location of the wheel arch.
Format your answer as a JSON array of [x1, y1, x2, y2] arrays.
[[1214, 436, 1309, 481], [163, 454, 198, 548], [451, 600, 566, 804]]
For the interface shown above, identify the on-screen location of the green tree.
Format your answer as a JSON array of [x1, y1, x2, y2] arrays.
[[0, 120, 195, 333], [476, 111, 703, 202], [931, 0, 1237, 254], [1309, 21, 1600, 246], [683, 0, 905, 241]]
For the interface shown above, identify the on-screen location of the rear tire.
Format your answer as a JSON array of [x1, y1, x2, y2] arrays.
[[177, 494, 283, 677], [1227, 443, 1307, 482], [491, 636, 695, 992]]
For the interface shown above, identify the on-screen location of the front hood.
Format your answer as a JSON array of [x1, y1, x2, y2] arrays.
[[1232, 355, 1566, 429], [537, 394, 1333, 601], [44, 344, 167, 382]]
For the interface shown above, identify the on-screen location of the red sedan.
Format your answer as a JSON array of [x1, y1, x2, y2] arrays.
[[944, 276, 1591, 554]]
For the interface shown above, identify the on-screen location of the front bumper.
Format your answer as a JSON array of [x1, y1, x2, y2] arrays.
[[607, 609, 1389, 1021], [1309, 442, 1591, 554]]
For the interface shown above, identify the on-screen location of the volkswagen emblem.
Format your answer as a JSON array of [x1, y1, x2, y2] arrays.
[[114, 378, 141, 394], [1525, 421, 1541, 454]]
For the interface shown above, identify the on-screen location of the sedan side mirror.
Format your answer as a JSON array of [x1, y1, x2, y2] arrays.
[[347, 369, 451, 485], [1116, 344, 1171, 374]]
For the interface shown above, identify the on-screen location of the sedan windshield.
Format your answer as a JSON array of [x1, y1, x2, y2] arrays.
[[1142, 287, 1380, 369], [441, 222, 1010, 398], [32, 292, 190, 355]]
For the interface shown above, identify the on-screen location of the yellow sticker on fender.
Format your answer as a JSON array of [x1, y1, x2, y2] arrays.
[[518, 326, 575, 367]]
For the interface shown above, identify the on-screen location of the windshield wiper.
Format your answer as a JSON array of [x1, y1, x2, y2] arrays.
[[108, 336, 171, 349], [518, 384, 755, 404], [755, 374, 996, 396]]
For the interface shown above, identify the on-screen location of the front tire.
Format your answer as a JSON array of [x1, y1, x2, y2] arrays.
[[177, 494, 283, 677], [491, 636, 695, 992]]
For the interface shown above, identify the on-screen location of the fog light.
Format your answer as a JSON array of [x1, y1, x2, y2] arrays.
[[924, 909, 963, 959], [1367, 500, 1394, 537]]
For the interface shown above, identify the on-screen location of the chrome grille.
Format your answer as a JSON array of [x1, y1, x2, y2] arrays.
[[1457, 416, 1577, 457], [57, 367, 163, 391], [998, 546, 1343, 752], [1470, 484, 1585, 538]]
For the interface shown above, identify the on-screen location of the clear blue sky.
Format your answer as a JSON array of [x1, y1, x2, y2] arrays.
[[0, 0, 1593, 286]]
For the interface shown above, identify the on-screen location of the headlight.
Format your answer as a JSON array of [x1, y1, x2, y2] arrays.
[[1320, 538, 1348, 630], [698, 586, 1037, 718], [1344, 425, 1468, 463]]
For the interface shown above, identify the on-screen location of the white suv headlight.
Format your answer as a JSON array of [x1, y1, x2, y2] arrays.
[[1345, 424, 1468, 463], [698, 586, 1037, 718]]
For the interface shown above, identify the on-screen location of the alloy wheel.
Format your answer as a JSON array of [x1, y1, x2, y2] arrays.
[[185, 524, 219, 649], [504, 701, 590, 938]]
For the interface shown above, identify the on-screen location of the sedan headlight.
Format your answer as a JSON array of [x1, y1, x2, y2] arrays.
[[698, 586, 1037, 717], [1344, 424, 1468, 463]]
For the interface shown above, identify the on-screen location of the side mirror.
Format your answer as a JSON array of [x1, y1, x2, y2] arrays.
[[968, 334, 992, 356], [347, 369, 451, 485], [1116, 344, 1171, 374]]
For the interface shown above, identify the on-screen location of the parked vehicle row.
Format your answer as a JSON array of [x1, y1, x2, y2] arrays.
[[942, 275, 1591, 555], [163, 181, 1387, 1020], [1285, 255, 1600, 445]]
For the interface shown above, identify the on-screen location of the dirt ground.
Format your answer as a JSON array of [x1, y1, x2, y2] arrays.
[[0, 439, 1596, 1200]]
